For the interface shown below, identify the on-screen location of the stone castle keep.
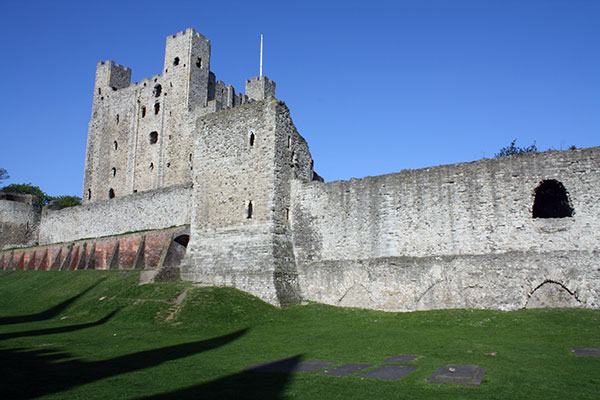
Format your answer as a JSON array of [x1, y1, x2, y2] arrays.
[[1, 28, 599, 311]]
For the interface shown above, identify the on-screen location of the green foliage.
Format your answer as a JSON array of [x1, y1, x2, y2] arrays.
[[495, 139, 538, 158], [1, 183, 52, 205], [1, 182, 81, 208], [0, 168, 8, 182], [51, 195, 82, 208]]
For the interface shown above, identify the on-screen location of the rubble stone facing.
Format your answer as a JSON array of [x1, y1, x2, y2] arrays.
[[181, 98, 313, 306], [0, 193, 41, 250], [38, 184, 191, 245], [291, 148, 600, 310]]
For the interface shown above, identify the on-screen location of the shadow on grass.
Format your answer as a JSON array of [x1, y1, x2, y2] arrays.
[[0, 278, 107, 325], [139, 355, 303, 400], [0, 309, 119, 341], [0, 329, 248, 399]]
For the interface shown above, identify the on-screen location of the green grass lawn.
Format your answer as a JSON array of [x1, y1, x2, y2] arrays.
[[0, 271, 598, 399]]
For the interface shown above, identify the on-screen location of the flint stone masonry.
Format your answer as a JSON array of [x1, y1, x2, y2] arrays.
[[1, 28, 598, 312]]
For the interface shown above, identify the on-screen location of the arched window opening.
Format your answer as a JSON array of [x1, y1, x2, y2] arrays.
[[149, 162, 154, 170], [247, 201, 253, 219], [154, 102, 160, 115], [153, 84, 162, 97], [173, 57, 180, 66], [87, 188, 92, 200], [532, 179, 573, 218], [98, 88, 101, 95], [141, 106, 146, 118], [108, 188, 115, 199], [149, 131, 158, 144], [116, 114, 120, 124], [113, 141, 118, 151], [196, 57, 202, 68], [111, 167, 116, 177], [174, 234, 189, 247], [249, 132, 255, 147]]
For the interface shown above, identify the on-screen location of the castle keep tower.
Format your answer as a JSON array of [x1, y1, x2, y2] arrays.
[[83, 28, 254, 203], [81, 28, 315, 306]]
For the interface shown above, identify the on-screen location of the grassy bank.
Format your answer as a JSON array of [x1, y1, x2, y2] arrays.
[[0, 271, 598, 399]]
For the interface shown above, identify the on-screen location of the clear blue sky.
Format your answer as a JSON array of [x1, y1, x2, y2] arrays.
[[1, 0, 598, 197]]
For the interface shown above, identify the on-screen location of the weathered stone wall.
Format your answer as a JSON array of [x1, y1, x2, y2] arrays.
[[291, 147, 600, 310], [0, 194, 41, 250], [182, 98, 313, 306], [83, 29, 247, 204], [38, 184, 192, 245]]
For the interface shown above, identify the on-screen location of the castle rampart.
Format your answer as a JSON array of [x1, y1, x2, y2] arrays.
[[38, 183, 191, 245], [291, 147, 600, 310]]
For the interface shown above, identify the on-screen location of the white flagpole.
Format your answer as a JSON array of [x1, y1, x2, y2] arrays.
[[260, 34, 263, 77]]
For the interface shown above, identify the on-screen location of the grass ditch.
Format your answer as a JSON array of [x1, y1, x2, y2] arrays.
[[0, 271, 598, 399]]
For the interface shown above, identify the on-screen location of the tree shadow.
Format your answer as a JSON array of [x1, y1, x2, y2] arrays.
[[0, 328, 248, 399], [0, 278, 107, 325], [138, 355, 303, 400]]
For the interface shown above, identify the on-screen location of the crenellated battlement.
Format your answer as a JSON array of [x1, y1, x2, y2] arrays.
[[95, 60, 131, 90], [246, 75, 276, 101], [168, 27, 206, 41], [97, 60, 131, 72]]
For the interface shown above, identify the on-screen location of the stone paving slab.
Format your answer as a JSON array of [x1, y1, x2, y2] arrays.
[[317, 363, 374, 377], [426, 364, 485, 386], [358, 364, 418, 381], [295, 360, 340, 373], [383, 355, 420, 363], [569, 347, 600, 357]]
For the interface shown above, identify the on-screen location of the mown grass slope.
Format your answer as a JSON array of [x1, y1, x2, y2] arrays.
[[0, 271, 598, 399]]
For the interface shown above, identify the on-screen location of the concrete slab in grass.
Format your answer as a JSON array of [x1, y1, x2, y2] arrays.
[[295, 360, 340, 373], [358, 365, 417, 381], [426, 364, 485, 386], [383, 355, 420, 363], [569, 347, 600, 357], [317, 363, 373, 377]]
